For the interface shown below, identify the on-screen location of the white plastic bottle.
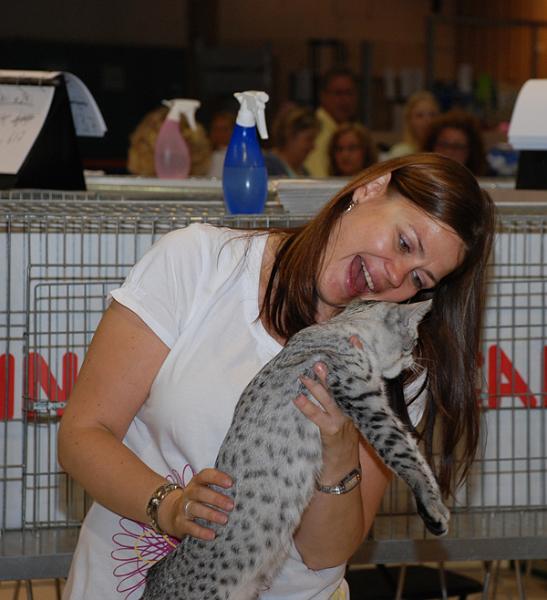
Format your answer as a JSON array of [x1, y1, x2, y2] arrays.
[[154, 99, 200, 179]]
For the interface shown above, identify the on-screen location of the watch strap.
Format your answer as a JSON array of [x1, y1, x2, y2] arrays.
[[316, 467, 362, 495]]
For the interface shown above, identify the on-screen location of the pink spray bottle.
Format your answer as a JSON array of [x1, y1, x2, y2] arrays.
[[154, 99, 200, 179]]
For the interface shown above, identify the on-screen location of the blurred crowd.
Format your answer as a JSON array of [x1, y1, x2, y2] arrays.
[[127, 66, 514, 180]]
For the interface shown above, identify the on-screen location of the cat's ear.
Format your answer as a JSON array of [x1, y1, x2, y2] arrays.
[[352, 173, 391, 205], [401, 299, 432, 326]]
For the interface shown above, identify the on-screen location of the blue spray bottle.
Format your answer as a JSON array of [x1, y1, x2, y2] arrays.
[[223, 91, 269, 214]]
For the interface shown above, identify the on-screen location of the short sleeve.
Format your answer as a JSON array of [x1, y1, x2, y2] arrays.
[[109, 224, 206, 348]]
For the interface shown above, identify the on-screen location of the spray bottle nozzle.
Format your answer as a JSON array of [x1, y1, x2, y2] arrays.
[[234, 91, 269, 139], [162, 99, 201, 130]]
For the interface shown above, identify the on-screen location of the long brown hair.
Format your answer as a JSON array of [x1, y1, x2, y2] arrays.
[[261, 153, 495, 495]]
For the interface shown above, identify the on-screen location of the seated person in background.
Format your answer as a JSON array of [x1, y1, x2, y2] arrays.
[[422, 109, 487, 176], [304, 67, 360, 177], [328, 123, 378, 177], [388, 91, 440, 158], [127, 105, 212, 177], [264, 106, 319, 177], [207, 110, 236, 178]]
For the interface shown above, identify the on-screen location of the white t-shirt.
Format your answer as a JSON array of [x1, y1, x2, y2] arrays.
[[63, 223, 347, 600]]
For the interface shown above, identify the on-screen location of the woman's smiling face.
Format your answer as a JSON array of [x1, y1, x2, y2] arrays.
[[314, 175, 465, 322]]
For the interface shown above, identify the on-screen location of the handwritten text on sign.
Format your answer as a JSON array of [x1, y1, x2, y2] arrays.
[[0, 84, 54, 174]]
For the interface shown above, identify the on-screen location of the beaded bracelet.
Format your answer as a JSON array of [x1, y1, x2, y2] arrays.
[[146, 482, 182, 534]]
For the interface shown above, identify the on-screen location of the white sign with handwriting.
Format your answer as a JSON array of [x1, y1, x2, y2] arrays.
[[0, 84, 55, 174], [64, 72, 107, 137]]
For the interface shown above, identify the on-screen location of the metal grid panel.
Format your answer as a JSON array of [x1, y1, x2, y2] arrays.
[[370, 215, 547, 547], [0, 198, 304, 533], [1, 194, 546, 567]]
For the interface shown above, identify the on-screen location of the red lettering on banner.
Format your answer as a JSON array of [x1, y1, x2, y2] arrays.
[[0, 353, 15, 420], [26, 352, 78, 414], [488, 345, 537, 408], [476, 350, 484, 400]]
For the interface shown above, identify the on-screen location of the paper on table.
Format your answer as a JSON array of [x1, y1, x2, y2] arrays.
[[63, 72, 107, 137], [508, 79, 547, 150], [0, 69, 107, 138], [0, 69, 59, 81], [0, 84, 54, 174]]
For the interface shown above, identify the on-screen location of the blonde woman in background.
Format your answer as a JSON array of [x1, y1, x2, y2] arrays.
[[388, 91, 440, 159], [127, 105, 212, 177]]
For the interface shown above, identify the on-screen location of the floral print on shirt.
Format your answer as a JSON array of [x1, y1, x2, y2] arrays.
[[110, 464, 195, 598]]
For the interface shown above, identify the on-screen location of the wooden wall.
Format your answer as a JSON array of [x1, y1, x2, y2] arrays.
[[3, 1, 545, 90], [1, 0, 188, 46], [216, 0, 457, 102], [3, 0, 546, 131], [454, 0, 547, 84]]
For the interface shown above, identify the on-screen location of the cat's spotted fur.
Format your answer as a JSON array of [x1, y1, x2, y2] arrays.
[[143, 299, 449, 600]]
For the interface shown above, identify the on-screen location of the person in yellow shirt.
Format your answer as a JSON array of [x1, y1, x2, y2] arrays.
[[304, 67, 359, 177]]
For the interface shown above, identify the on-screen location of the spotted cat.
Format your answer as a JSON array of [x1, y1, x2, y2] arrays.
[[142, 299, 449, 600]]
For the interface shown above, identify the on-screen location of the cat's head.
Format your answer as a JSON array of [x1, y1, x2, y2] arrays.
[[342, 299, 432, 379], [380, 299, 432, 379]]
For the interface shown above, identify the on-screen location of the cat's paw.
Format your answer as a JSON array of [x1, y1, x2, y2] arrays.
[[415, 497, 450, 536]]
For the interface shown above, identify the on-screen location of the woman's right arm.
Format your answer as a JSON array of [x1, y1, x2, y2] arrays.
[[57, 300, 233, 539]]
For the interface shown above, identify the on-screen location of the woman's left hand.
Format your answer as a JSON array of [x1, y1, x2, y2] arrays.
[[294, 361, 361, 480]]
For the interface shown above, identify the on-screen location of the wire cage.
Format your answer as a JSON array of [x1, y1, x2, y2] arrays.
[[0, 194, 304, 534], [0, 191, 546, 578], [357, 212, 547, 564]]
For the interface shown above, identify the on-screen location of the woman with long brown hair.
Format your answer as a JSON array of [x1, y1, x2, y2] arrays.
[[423, 109, 488, 176], [328, 122, 378, 177], [59, 153, 494, 599]]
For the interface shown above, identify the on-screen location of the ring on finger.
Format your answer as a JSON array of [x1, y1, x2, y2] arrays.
[[184, 499, 195, 521]]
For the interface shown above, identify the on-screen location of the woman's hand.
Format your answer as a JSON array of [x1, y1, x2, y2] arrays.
[[158, 468, 234, 540], [293, 361, 361, 483]]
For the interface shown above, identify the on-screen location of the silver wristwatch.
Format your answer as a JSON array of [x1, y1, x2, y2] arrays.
[[316, 467, 362, 495]]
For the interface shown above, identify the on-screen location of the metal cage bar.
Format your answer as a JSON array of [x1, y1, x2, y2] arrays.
[[1, 194, 546, 577]]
